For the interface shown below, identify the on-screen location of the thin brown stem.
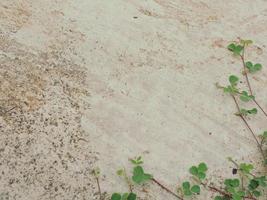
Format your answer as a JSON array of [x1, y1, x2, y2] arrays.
[[240, 51, 267, 118], [201, 182, 256, 200], [0, 106, 17, 115], [253, 99, 267, 118], [96, 177, 102, 200], [231, 95, 265, 160], [152, 178, 183, 200], [240, 48, 253, 96], [228, 158, 256, 177], [124, 168, 133, 192]]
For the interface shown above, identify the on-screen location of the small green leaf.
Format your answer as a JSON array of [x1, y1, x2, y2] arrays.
[[239, 163, 253, 174], [122, 193, 129, 200], [229, 75, 239, 86], [127, 193, 137, 200], [227, 43, 236, 51], [191, 185, 200, 194], [232, 193, 242, 200], [189, 166, 198, 176], [182, 182, 190, 190], [183, 189, 192, 196], [240, 39, 253, 46], [239, 91, 254, 102], [252, 190, 261, 197], [132, 166, 152, 184], [248, 108, 257, 114], [130, 156, 144, 165], [224, 179, 240, 188], [246, 61, 262, 73], [254, 176, 267, 187], [227, 43, 243, 55], [237, 108, 257, 116], [254, 63, 262, 71], [223, 86, 235, 94], [111, 193, 122, 200], [92, 167, 100, 177], [198, 163, 208, 172], [248, 179, 259, 190], [117, 169, 124, 176], [232, 179, 240, 187], [197, 172, 206, 180], [214, 196, 223, 200]]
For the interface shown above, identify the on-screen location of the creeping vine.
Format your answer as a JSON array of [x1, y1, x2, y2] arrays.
[[95, 39, 267, 200]]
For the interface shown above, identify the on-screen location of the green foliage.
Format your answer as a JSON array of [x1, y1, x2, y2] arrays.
[[92, 167, 100, 178], [229, 75, 239, 86], [222, 75, 239, 95], [130, 156, 143, 165], [245, 61, 262, 73], [132, 166, 152, 184], [110, 38, 267, 200], [224, 179, 245, 200], [239, 91, 254, 102], [236, 108, 257, 116], [227, 43, 244, 56], [214, 196, 227, 200], [248, 176, 267, 198], [239, 163, 253, 174], [189, 162, 208, 180], [223, 85, 238, 94], [182, 181, 200, 196], [130, 156, 153, 184], [261, 131, 267, 142], [111, 193, 137, 200], [117, 169, 125, 176], [240, 39, 253, 46]]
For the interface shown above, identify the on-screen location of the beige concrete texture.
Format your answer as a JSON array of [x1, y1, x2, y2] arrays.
[[1, 0, 267, 199]]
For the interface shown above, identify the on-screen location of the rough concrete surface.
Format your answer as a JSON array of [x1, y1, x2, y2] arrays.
[[1, 0, 267, 200]]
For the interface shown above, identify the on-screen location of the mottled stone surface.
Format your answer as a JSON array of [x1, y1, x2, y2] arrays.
[[1, 0, 267, 199]]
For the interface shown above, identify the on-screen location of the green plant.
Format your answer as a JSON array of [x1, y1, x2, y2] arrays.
[[111, 193, 136, 200], [101, 38, 267, 200], [92, 167, 103, 200]]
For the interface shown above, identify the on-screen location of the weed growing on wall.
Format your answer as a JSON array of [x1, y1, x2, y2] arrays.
[[96, 39, 267, 200]]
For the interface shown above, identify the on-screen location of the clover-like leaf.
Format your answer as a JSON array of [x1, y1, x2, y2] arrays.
[[252, 190, 261, 197], [224, 179, 240, 188], [127, 193, 137, 200], [247, 108, 257, 114], [198, 163, 208, 172], [248, 179, 259, 190], [229, 75, 239, 86], [182, 182, 190, 190], [189, 163, 208, 180], [132, 166, 152, 184], [245, 61, 262, 73], [237, 108, 257, 116], [122, 193, 129, 200], [227, 43, 243, 56], [239, 91, 254, 102], [214, 196, 223, 200], [191, 185, 200, 194], [189, 166, 198, 176], [254, 176, 267, 187], [239, 163, 253, 174], [111, 193, 122, 200], [112, 193, 137, 200]]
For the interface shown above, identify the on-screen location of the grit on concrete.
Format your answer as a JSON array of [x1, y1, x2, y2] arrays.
[[1, 0, 267, 200]]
